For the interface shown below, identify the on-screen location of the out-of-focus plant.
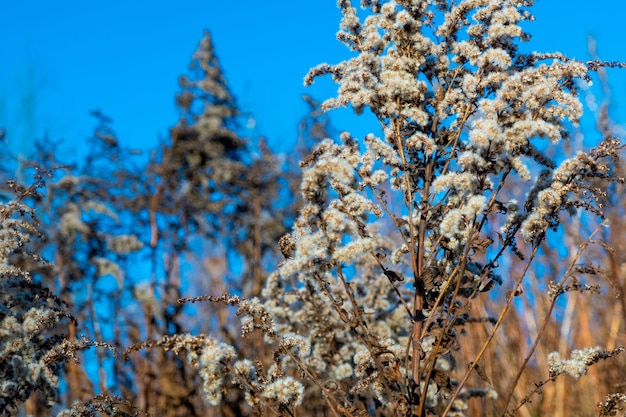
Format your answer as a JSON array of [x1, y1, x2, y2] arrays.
[[0, 171, 119, 416], [0, 172, 67, 415], [124, 31, 297, 416], [1, 29, 298, 416]]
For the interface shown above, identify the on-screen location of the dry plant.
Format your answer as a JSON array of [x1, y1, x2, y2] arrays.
[[176, 1, 626, 416], [458, 44, 626, 416], [2, 1, 626, 417], [2, 31, 294, 416], [0, 170, 121, 416]]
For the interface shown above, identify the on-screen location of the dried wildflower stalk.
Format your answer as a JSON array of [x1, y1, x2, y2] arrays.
[[0, 172, 107, 416], [258, 0, 624, 415], [11, 3, 619, 416]]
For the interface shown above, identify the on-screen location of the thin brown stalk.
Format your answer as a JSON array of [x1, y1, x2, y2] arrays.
[[501, 220, 608, 415], [442, 245, 541, 417]]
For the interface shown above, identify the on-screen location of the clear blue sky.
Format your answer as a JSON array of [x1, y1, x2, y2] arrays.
[[1, 1, 626, 157]]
